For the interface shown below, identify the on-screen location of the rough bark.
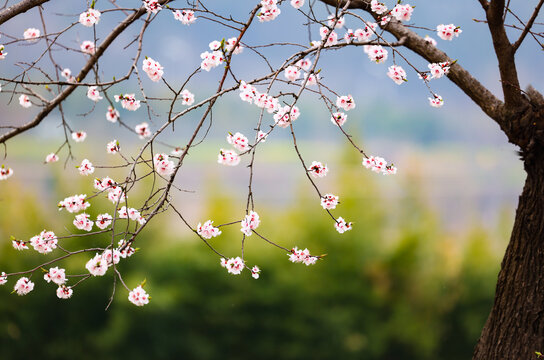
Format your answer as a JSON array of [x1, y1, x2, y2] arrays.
[[0, 0, 50, 26], [473, 134, 544, 359]]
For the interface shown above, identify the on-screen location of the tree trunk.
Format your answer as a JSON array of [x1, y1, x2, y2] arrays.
[[473, 145, 544, 359]]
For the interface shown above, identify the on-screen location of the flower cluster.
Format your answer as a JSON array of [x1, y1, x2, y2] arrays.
[[79, 8, 101, 27], [118, 206, 146, 225], [86, 253, 108, 276], [241, 211, 260, 236], [336, 95, 356, 111], [391, 4, 413, 22], [362, 156, 397, 175], [437, 24, 462, 41], [321, 194, 339, 210], [429, 95, 444, 108], [94, 177, 126, 204], [227, 132, 249, 152], [143, 0, 161, 14], [319, 26, 338, 47], [115, 94, 141, 111], [0, 165, 13, 180], [200, 48, 224, 72], [220, 257, 244, 275], [57, 285, 73, 299], [154, 153, 175, 177], [370, 0, 388, 15], [428, 62, 451, 79], [44, 267, 66, 285], [308, 161, 328, 178], [288, 247, 318, 266], [106, 140, 120, 154], [258, 0, 281, 22], [129, 285, 150, 306], [196, 220, 222, 239], [274, 105, 300, 128], [180, 89, 195, 106], [331, 112, 347, 126], [218, 149, 240, 166], [142, 57, 164, 82], [387, 65, 407, 85], [59, 194, 90, 213], [74, 213, 94, 231], [335, 217, 352, 234], [12, 238, 28, 250], [96, 213, 113, 229], [14, 277, 34, 295], [78, 159, 94, 176], [364, 45, 388, 64], [239, 81, 280, 114], [0, 272, 7, 285], [173, 9, 197, 25], [29, 230, 58, 254]]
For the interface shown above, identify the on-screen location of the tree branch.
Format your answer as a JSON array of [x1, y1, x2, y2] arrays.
[[512, 0, 544, 51], [0, 4, 151, 144], [0, 0, 49, 26], [319, 0, 504, 121], [486, 0, 525, 108]]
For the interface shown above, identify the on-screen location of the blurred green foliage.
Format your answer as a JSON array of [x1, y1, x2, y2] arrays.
[[0, 149, 507, 360]]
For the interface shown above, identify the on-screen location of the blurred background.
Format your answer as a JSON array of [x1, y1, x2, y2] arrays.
[[1, 0, 541, 359]]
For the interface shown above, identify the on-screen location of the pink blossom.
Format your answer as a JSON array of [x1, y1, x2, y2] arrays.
[[78, 159, 94, 176], [45, 153, 59, 163], [437, 24, 462, 41], [12, 239, 28, 250], [106, 106, 120, 122], [80, 40, 96, 55], [72, 131, 87, 142], [173, 9, 197, 25], [86, 253, 108, 276], [23, 28, 40, 41], [57, 285, 73, 299], [335, 217, 352, 234], [308, 161, 328, 178], [44, 267, 66, 285], [241, 211, 260, 236], [429, 95, 444, 108], [128, 285, 150, 306], [227, 132, 249, 152], [331, 112, 347, 126], [79, 8, 101, 27], [74, 213, 94, 231], [96, 213, 112, 230], [135, 122, 151, 139], [387, 65, 407, 85], [321, 194, 339, 210], [336, 95, 356, 111], [14, 277, 34, 295], [0, 166, 14, 180], [196, 220, 222, 239], [218, 149, 240, 166], [391, 4, 413, 22], [19, 94, 31, 108]]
